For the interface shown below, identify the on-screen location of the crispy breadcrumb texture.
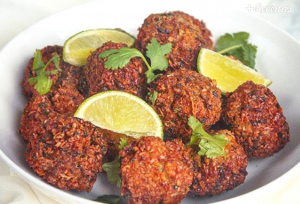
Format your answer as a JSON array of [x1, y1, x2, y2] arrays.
[[222, 81, 290, 158], [146, 70, 222, 143], [135, 11, 213, 72], [22, 45, 82, 99], [190, 129, 248, 196], [120, 136, 193, 204], [84, 41, 147, 98], [49, 83, 84, 116], [20, 95, 108, 192]]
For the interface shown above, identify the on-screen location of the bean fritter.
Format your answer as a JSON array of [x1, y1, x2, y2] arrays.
[[84, 41, 147, 98], [49, 83, 84, 116], [135, 11, 213, 72], [22, 45, 82, 99], [120, 136, 193, 204], [222, 81, 290, 158], [20, 95, 56, 143], [146, 70, 222, 143], [20, 95, 108, 192], [190, 129, 248, 196]]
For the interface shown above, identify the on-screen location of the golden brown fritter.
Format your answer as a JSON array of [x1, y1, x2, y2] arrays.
[[25, 114, 107, 192], [222, 81, 290, 158], [146, 70, 222, 143], [20, 95, 108, 192], [20, 95, 56, 143], [120, 136, 193, 204], [22, 45, 82, 99], [190, 130, 248, 196], [84, 41, 147, 98], [135, 11, 213, 72], [49, 83, 84, 116]]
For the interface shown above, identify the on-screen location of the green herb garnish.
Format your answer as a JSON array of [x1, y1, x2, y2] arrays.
[[28, 49, 61, 95], [119, 138, 128, 150], [187, 116, 228, 158], [99, 38, 172, 83], [148, 90, 158, 105], [95, 195, 126, 204], [215, 32, 257, 69], [102, 138, 128, 188], [102, 157, 121, 187]]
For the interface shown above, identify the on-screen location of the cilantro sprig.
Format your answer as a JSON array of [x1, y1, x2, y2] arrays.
[[102, 138, 128, 188], [99, 38, 172, 83], [95, 195, 126, 204], [215, 32, 257, 69], [28, 49, 61, 95], [187, 116, 228, 158], [148, 90, 158, 105]]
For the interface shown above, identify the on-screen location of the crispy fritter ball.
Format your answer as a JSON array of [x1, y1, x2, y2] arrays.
[[22, 45, 82, 99], [222, 81, 290, 158], [20, 95, 108, 192], [84, 41, 147, 98], [20, 95, 56, 143], [120, 136, 193, 204], [25, 114, 107, 192], [146, 70, 222, 142], [135, 11, 213, 71], [190, 130, 248, 196], [49, 83, 84, 116]]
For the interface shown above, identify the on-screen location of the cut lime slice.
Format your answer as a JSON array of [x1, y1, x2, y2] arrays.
[[197, 48, 272, 93], [74, 91, 163, 139], [63, 29, 136, 66]]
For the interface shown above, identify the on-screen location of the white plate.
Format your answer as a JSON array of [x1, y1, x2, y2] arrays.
[[1, 1, 300, 204]]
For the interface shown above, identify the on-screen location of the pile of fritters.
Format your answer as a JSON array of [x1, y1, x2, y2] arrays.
[[19, 10, 289, 204]]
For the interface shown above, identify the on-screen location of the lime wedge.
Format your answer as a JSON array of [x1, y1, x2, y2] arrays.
[[197, 48, 272, 93], [74, 91, 163, 139], [63, 29, 136, 66]]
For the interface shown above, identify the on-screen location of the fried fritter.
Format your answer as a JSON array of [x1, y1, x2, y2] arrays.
[[120, 136, 193, 204], [22, 45, 82, 99], [25, 114, 107, 192], [222, 81, 290, 158], [20, 95, 56, 143], [190, 129, 248, 196], [49, 83, 84, 116], [135, 11, 213, 72], [84, 41, 147, 98], [146, 70, 222, 143], [20, 95, 108, 192]]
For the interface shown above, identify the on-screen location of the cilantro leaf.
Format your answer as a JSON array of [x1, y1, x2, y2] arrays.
[[187, 116, 228, 158], [102, 157, 121, 188], [102, 139, 128, 188], [95, 195, 126, 204], [32, 49, 45, 69], [146, 38, 172, 71], [148, 90, 158, 105], [98, 38, 172, 83], [119, 138, 128, 150], [145, 70, 162, 83], [99, 48, 145, 70], [215, 32, 249, 53], [242, 43, 257, 68], [28, 74, 53, 95], [215, 31, 257, 69], [28, 50, 61, 95]]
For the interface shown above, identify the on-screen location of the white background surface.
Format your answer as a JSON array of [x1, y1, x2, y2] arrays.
[[0, 0, 299, 203]]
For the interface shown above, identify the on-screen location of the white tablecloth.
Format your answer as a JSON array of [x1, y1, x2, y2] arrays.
[[0, 0, 299, 203]]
